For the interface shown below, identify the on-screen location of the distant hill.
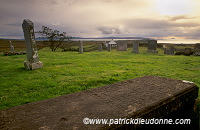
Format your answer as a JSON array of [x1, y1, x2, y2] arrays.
[[73, 36, 151, 40], [0, 36, 151, 41]]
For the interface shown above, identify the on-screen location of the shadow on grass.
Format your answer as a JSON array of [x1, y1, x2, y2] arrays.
[[16, 67, 28, 72]]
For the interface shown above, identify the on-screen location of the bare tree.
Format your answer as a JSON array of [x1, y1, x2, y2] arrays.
[[37, 26, 72, 51]]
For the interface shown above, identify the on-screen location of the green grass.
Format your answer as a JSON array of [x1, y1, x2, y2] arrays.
[[0, 47, 200, 110]]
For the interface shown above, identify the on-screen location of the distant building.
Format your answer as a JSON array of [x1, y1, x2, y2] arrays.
[[109, 39, 117, 44], [105, 39, 117, 47]]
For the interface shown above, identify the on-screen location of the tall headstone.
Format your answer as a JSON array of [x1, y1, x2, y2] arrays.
[[194, 43, 200, 56], [22, 19, 43, 70], [98, 44, 102, 52], [117, 41, 127, 51], [170, 47, 175, 55], [79, 40, 83, 53], [10, 41, 15, 52], [132, 42, 139, 53], [107, 44, 111, 51], [147, 40, 158, 53]]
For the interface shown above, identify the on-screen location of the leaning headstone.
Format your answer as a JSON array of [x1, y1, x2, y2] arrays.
[[132, 42, 139, 53], [117, 41, 127, 51], [98, 44, 102, 52], [79, 41, 83, 53], [22, 19, 43, 70], [147, 40, 158, 53], [9, 41, 15, 52], [194, 43, 200, 56]]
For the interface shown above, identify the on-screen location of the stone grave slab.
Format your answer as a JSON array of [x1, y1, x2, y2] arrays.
[[132, 42, 139, 53], [98, 44, 102, 52], [164, 46, 175, 55], [117, 42, 127, 51], [194, 43, 200, 56], [147, 40, 158, 53], [0, 76, 198, 129], [79, 41, 83, 54], [107, 44, 111, 51]]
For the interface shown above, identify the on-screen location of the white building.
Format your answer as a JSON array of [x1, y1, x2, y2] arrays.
[[105, 39, 117, 47]]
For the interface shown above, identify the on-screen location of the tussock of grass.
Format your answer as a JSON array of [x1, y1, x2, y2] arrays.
[[0, 47, 200, 110]]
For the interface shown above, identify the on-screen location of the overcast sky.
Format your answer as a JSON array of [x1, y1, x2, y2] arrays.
[[0, 0, 200, 39]]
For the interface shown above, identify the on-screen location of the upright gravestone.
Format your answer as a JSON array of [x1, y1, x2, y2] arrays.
[[107, 44, 111, 51], [164, 45, 174, 55], [98, 44, 102, 52], [22, 19, 43, 70], [79, 41, 83, 53], [132, 41, 139, 53], [169, 46, 175, 55], [117, 42, 127, 51], [194, 43, 200, 56], [147, 40, 158, 53], [10, 41, 15, 52]]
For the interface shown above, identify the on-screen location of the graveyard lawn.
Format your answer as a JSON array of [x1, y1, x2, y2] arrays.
[[0, 47, 200, 110]]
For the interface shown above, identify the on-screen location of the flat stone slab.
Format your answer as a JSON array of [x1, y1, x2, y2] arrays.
[[0, 76, 199, 129]]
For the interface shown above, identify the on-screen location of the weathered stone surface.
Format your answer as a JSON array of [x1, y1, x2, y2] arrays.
[[117, 42, 127, 51], [98, 44, 102, 52], [79, 41, 83, 53], [0, 76, 199, 130], [147, 40, 158, 53], [9, 41, 14, 52], [22, 19, 43, 70], [132, 42, 139, 53], [164, 46, 175, 55], [194, 43, 200, 56], [107, 44, 111, 51], [24, 61, 43, 70]]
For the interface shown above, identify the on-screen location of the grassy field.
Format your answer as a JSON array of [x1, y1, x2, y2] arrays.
[[0, 46, 200, 110]]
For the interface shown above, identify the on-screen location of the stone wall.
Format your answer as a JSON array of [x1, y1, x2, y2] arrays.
[[0, 76, 199, 129]]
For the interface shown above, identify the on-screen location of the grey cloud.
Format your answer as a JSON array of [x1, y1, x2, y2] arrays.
[[124, 18, 200, 30], [97, 26, 121, 34], [124, 18, 171, 29], [121, 17, 200, 38], [5, 22, 23, 27], [168, 15, 196, 21], [177, 27, 200, 37]]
